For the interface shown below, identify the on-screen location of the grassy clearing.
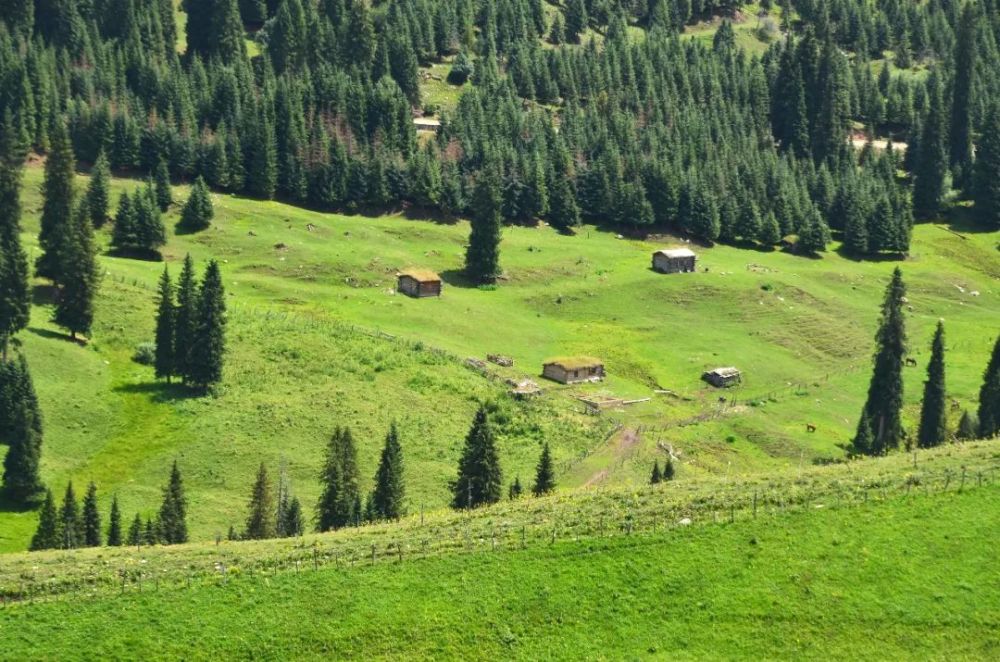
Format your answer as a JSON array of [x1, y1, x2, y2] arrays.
[[0, 160, 997, 552], [2, 477, 998, 659]]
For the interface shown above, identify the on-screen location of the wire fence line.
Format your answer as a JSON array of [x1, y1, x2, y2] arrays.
[[3, 462, 996, 608]]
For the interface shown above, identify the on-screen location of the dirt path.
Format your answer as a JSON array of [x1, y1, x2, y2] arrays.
[[583, 428, 641, 487]]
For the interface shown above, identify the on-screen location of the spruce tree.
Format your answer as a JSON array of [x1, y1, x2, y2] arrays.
[[949, 3, 975, 190], [60, 481, 83, 549], [244, 463, 276, 540], [173, 254, 198, 383], [565, 0, 588, 43], [853, 268, 907, 455], [956, 410, 978, 441], [158, 461, 188, 544], [153, 159, 172, 212], [465, 168, 503, 284], [650, 461, 662, 484], [126, 513, 143, 546], [154, 267, 176, 381], [663, 457, 675, 481], [111, 191, 137, 251], [36, 123, 76, 284], [81, 481, 102, 547], [0, 111, 30, 357], [282, 496, 304, 536], [977, 335, 1000, 438], [509, 476, 523, 500], [316, 427, 361, 531], [107, 494, 123, 546], [87, 151, 111, 227], [912, 73, 947, 219], [917, 321, 947, 448], [452, 405, 503, 509], [531, 442, 555, 496], [1, 357, 43, 503], [29, 489, 61, 551], [144, 517, 158, 545], [179, 176, 214, 232], [973, 102, 1000, 229], [188, 260, 226, 390], [53, 205, 99, 340], [372, 423, 405, 520]]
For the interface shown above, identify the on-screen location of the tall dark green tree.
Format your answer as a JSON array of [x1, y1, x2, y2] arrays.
[[956, 410, 978, 441], [853, 268, 907, 455], [60, 481, 83, 549], [81, 481, 102, 547], [465, 168, 503, 284], [912, 73, 947, 219], [158, 461, 188, 544], [451, 405, 503, 509], [917, 321, 947, 448], [244, 463, 276, 540], [126, 513, 143, 546], [153, 159, 172, 212], [36, 123, 76, 283], [187, 260, 226, 390], [1, 355, 43, 503], [650, 461, 662, 484], [53, 205, 99, 339], [977, 334, 1000, 438], [565, 0, 588, 43], [0, 112, 30, 357], [662, 457, 675, 481], [107, 494, 123, 546], [372, 423, 405, 520], [87, 151, 111, 227], [949, 3, 975, 191], [316, 426, 361, 531], [29, 489, 61, 551], [531, 442, 555, 496], [179, 176, 214, 232], [973, 102, 1000, 229], [154, 267, 176, 382], [173, 254, 198, 383]]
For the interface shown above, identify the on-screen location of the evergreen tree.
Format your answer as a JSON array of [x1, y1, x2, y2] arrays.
[[917, 321, 947, 448], [315, 427, 361, 531], [173, 254, 198, 383], [1, 357, 43, 503], [126, 513, 143, 546], [144, 517, 158, 545], [187, 260, 226, 390], [87, 151, 111, 228], [153, 160, 172, 212], [565, 0, 588, 43], [662, 457, 675, 481], [107, 494, 123, 546], [977, 335, 1000, 438], [465, 168, 503, 284], [179, 176, 214, 232], [158, 461, 188, 544], [244, 463, 276, 540], [853, 268, 908, 455], [53, 205, 99, 339], [956, 410, 978, 441], [0, 112, 30, 358], [451, 405, 503, 509], [36, 123, 76, 284], [912, 73, 947, 219], [973, 102, 1000, 229], [531, 442, 555, 496], [759, 212, 782, 247], [29, 489, 61, 551], [281, 496, 304, 536], [509, 476, 523, 499], [949, 3, 976, 191], [372, 423, 405, 520], [650, 461, 662, 484], [154, 267, 176, 382], [81, 481, 102, 547], [111, 192, 136, 251], [59, 481, 83, 549]]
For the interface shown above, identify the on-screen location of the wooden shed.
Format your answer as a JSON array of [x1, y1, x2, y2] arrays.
[[542, 357, 605, 384], [397, 269, 442, 298], [702, 367, 742, 388], [652, 248, 697, 274]]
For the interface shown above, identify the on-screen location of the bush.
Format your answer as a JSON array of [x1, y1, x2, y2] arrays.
[[757, 17, 780, 42], [448, 52, 474, 85], [133, 342, 156, 365]]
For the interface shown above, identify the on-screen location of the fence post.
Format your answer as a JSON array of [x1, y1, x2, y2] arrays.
[[371, 544, 376, 565], [313, 548, 319, 571], [753, 492, 758, 519], [959, 467, 967, 492]]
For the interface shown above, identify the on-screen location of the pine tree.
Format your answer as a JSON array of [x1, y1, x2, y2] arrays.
[[158, 461, 188, 544], [154, 267, 176, 382], [565, 0, 588, 43], [465, 168, 503, 284], [111, 191, 136, 251], [36, 123, 76, 284], [372, 423, 405, 520], [282, 496, 304, 536], [650, 461, 662, 484], [663, 457, 675, 481], [29, 489, 61, 551], [153, 159, 172, 212], [509, 476, 523, 499], [956, 410, 978, 441], [0, 112, 30, 357], [187, 260, 226, 390], [244, 463, 276, 540], [912, 73, 947, 219], [60, 481, 83, 549], [531, 442, 555, 496], [81, 481, 102, 547], [853, 268, 907, 455], [973, 102, 1000, 229], [87, 151, 111, 227], [126, 513, 143, 546], [452, 405, 503, 509], [53, 204, 99, 340], [759, 212, 781, 247], [917, 321, 947, 448], [173, 254, 198, 383], [107, 494, 123, 546], [179, 176, 214, 232], [144, 517, 158, 545], [316, 427, 361, 531], [977, 335, 1000, 438], [949, 3, 975, 190], [1, 357, 43, 503]]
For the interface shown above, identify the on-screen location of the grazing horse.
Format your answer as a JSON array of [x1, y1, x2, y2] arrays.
[[806, 423, 817, 433], [905, 357, 918, 367]]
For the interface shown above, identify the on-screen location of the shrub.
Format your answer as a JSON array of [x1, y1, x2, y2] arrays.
[[133, 342, 156, 365]]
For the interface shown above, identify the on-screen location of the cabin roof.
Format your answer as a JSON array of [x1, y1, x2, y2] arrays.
[[398, 269, 441, 283], [544, 356, 604, 370], [654, 248, 697, 259], [705, 366, 741, 377]]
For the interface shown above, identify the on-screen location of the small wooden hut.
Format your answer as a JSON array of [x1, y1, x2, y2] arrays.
[[397, 269, 442, 298], [542, 357, 605, 384], [652, 248, 697, 274], [702, 367, 742, 388]]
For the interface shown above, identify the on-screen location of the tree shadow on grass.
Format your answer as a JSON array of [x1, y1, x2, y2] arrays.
[[27, 327, 88, 346], [113, 381, 202, 404], [439, 268, 492, 290], [105, 247, 164, 262], [0, 491, 41, 514], [833, 244, 908, 263], [31, 284, 58, 306]]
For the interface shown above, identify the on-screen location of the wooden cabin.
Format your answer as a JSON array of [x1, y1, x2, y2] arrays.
[[652, 248, 697, 274], [702, 367, 742, 388], [542, 357, 605, 384], [397, 269, 442, 298]]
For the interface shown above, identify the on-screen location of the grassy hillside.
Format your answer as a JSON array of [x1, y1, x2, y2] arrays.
[[0, 162, 997, 552], [3, 477, 998, 659]]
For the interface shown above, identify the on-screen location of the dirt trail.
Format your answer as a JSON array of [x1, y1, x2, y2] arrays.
[[583, 428, 641, 487]]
